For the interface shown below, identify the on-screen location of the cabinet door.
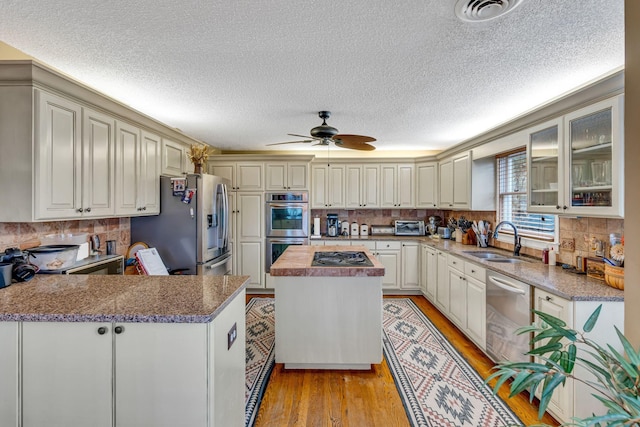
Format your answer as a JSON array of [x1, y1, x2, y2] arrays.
[[34, 90, 83, 219], [162, 138, 187, 177], [115, 323, 208, 427], [397, 164, 415, 207], [311, 164, 328, 208], [265, 163, 287, 190], [465, 275, 486, 349], [377, 250, 400, 290], [236, 193, 263, 239], [287, 162, 309, 190], [345, 165, 363, 208], [380, 164, 397, 207], [236, 162, 263, 191], [139, 130, 161, 214], [115, 121, 140, 216], [22, 322, 113, 427], [420, 245, 429, 296], [438, 160, 453, 208], [452, 154, 470, 209], [83, 108, 116, 217], [362, 164, 380, 207], [564, 95, 623, 217], [527, 118, 562, 213], [416, 162, 438, 208], [209, 163, 236, 189], [448, 266, 467, 328], [534, 289, 574, 422], [401, 242, 420, 289], [0, 322, 18, 427], [327, 165, 345, 207], [435, 250, 449, 312], [237, 240, 264, 288], [424, 246, 437, 301]]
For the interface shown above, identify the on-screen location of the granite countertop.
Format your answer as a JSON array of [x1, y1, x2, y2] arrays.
[[315, 235, 624, 302], [270, 245, 385, 277], [0, 274, 249, 323]]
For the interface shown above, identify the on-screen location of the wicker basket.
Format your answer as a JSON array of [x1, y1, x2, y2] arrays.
[[604, 264, 624, 290]]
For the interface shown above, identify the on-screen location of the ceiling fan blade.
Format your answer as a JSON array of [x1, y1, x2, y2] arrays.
[[333, 134, 376, 144], [266, 140, 313, 146], [288, 133, 322, 140], [334, 139, 376, 151]]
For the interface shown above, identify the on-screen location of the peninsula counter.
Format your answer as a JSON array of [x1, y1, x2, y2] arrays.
[[0, 274, 248, 427]]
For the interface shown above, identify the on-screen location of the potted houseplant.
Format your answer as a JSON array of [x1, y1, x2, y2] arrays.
[[487, 305, 640, 426]]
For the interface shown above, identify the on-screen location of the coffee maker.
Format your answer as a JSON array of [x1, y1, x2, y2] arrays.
[[326, 214, 339, 237]]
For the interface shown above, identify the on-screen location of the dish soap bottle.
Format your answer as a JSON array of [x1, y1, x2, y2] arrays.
[[548, 246, 556, 266]]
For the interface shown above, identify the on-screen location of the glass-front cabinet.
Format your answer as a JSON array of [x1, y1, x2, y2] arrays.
[[528, 95, 623, 217], [528, 118, 562, 212]]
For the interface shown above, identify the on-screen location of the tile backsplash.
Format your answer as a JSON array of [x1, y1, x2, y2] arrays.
[[0, 218, 131, 257]]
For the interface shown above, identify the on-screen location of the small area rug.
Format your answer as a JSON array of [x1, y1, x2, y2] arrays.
[[244, 298, 522, 427]]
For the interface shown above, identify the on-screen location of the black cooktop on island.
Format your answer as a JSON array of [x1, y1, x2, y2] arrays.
[[311, 251, 374, 267]]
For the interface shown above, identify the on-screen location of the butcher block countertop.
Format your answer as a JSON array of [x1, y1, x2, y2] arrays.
[[270, 245, 385, 277], [0, 274, 249, 323]]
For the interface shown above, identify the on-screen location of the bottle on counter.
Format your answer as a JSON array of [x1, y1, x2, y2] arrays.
[[542, 247, 549, 264], [548, 247, 556, 266]]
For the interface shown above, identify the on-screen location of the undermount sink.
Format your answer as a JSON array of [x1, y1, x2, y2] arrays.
[[462, 251, 527, 263]]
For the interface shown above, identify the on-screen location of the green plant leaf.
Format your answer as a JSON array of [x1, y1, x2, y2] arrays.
[[529, 342, 563, 356], [565, 344, 577, 373], [533, 310, 567, 328], [615, 326, 640, 367], [582, 304, 602, 333], [606, 344, 639, 378]]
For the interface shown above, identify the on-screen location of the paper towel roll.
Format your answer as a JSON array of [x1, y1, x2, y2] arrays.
[[313, 217, 321, 236]]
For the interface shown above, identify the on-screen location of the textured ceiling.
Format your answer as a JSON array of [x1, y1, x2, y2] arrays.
[[0, 0, 624, 153]]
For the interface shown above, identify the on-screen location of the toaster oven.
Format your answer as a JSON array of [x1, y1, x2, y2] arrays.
[[394, 220, 425, 236]]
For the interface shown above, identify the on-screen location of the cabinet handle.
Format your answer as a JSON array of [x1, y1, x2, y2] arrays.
[[114, 326, 124, 334], [77, 208, 84, 213], [471, 269, 475, 273], [449, 204, 453, 207], [556, 205, 560, 210], [545, 296, 552, 301], [563, 206, 568, 210], [97, 326, 108, 335], [143, 207, 147, 211], [85, 207, 91, 213]]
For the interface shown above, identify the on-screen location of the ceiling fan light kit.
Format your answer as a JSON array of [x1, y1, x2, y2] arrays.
[[267, 111, 376, 151]]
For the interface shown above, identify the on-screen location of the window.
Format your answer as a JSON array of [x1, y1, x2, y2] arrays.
[[497, 150, 555, 241]]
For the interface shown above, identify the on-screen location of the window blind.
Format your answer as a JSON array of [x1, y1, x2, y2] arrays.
[[497, 150, 555, 240]]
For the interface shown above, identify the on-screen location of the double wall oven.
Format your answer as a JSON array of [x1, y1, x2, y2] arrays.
[[265, 192, 309, 272]]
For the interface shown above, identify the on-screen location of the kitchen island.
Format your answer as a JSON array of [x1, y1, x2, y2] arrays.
[[0, 274, 248, 427], [270, 245, 384, 369]]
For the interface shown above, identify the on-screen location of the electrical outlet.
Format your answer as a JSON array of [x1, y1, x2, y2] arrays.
[[560, 238, 575, 252], [227, 322, 237, 350]]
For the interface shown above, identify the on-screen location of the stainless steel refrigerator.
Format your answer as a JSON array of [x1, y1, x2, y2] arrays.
[[131, 174, 231, 275]]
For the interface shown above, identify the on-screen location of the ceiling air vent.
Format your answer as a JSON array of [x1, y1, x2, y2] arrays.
[[455, 0, 525, 22]]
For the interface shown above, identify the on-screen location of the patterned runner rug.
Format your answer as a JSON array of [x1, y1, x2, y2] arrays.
[[244, 297, 522, 427], [245, 298, 276, 427]]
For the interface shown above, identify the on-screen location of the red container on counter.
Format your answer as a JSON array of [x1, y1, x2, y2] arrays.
[[542, 248, 549, 264]]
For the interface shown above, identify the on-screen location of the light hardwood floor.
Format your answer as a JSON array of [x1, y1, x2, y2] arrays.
[[248, 294, 560, 427]]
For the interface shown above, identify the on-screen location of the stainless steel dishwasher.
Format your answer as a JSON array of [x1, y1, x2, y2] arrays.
[[485, 270, 532, 363]]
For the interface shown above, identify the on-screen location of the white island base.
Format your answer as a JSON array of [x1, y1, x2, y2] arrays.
[[274, 276, 383, 370]]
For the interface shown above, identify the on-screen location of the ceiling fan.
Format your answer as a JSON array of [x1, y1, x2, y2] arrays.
[[267, 111, 376, 151]]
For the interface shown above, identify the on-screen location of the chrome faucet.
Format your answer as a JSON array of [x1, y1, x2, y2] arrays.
[[493, 221, 522, 256]]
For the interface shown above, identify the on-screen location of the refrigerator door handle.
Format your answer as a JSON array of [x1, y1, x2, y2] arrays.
[[222, 183, 229, 250]]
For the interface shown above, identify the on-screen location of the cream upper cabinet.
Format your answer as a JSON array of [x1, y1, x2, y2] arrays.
[[345, 164, 379, 208], [380, 164, 414, 208], [311, 163, 345, 208], [82, 108, 116, 218], [34, 91, 116, 220], [438, 153, 470, 209], [265, 162, 309, 190], [34, 90, 83, 220], [114, 122, 160, 216], [161, 138, 189, 177], [209, 161, 263, 191], [416, 162, 438, 208], [528, 95, 624, 217]]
